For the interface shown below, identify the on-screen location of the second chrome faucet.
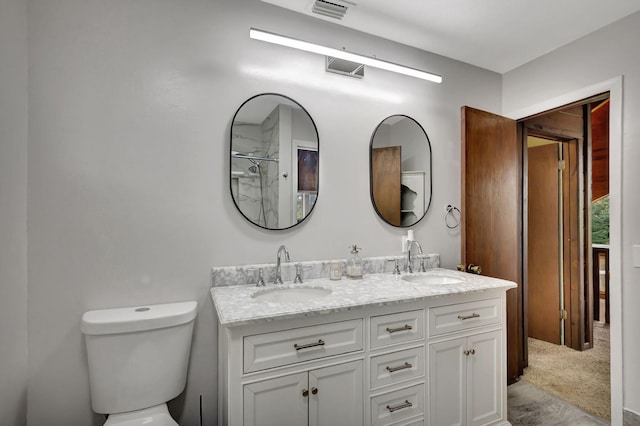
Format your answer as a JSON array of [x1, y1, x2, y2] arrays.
[[274, 245, 291, 284], [405, 239, 423, 273]]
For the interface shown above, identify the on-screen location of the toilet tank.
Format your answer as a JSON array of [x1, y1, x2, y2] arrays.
[[81, 301, 197, 414]]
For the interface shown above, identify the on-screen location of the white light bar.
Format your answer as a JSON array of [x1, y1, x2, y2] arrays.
[[249, 28, 442, 84]]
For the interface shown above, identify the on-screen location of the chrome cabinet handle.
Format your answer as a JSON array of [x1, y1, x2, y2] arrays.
[[311, 387, 318, 395], [464, 349, 476, 356], [294, 339, 325, 350], [386, 324, 413, 334], [458, 313, 480, 321], [386, 362, 412, 373], [387, 400, 413, 413]]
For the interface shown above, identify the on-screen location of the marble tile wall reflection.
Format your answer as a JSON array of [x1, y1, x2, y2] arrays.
[[230, 106, 281, 228], [231, 121, 267, 226], [211, 254, 440, 287], [262, 106, 279, 228]]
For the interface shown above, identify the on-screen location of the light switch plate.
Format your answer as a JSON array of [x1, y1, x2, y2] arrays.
[[634, 245, 640, 268]]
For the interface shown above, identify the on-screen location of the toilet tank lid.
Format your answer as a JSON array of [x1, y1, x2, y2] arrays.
[[81, 301, 197, 335]]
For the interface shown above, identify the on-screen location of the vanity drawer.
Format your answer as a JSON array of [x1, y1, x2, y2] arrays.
[[370, 383, 425, 426], [428, 297, 500, 337], [394, 419, 424, 426], [370, 346, 425, 390], [370, 310, 424, 349], [243, 319, 364, 373]]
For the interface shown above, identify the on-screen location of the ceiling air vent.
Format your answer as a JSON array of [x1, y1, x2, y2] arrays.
[[312, 0, 354, 20], [326, 56, 364, 78]]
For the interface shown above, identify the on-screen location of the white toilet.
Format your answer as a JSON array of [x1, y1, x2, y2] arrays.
[[81, 301, 197, 425]]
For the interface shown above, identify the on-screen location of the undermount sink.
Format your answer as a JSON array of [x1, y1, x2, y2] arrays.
[[402, 273, 466, 286], [251, 286, 332, 303]]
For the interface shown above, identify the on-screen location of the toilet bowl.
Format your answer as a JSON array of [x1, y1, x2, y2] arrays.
[[81, 301, 197, 425]]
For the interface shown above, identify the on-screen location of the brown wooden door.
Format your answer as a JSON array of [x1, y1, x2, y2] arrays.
[[372, 146, 401, 226], [461, 106, 523, 384], [527, 143, 562, 345]]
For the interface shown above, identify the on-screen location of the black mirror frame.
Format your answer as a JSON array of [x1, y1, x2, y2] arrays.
[[229, 93, 320, 230], [369, 114, 433, 228]]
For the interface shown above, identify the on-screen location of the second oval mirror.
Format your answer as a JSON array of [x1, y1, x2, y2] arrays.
[[230, 94, 319, 230], [370, 115, 432, 227]]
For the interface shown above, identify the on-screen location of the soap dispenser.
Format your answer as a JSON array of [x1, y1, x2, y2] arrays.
[[346, 244, 363, 279]]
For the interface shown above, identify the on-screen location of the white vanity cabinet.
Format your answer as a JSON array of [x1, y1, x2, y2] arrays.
[[215, 286, 512, 426], [218, 317, 366, 426], [243, 359, 363, 426], [428, 298, 506, 426]]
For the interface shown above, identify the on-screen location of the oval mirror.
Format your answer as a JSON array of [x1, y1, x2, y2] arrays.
[[369, 115, 432, 227], [230, 94, 319, 229]]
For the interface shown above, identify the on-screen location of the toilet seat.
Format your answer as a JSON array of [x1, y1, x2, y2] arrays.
[[104, 404, 178, 426]]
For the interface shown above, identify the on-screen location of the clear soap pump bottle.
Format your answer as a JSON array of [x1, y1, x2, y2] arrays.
[[346, 244, 363, 279]]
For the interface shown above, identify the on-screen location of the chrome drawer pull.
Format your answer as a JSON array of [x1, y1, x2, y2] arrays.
[[457, 313, 480, 321], [294, 339, 325, 350], [386, 400, 413, 413], [386, 324, 413, 333], [386, 362, 412, 373]]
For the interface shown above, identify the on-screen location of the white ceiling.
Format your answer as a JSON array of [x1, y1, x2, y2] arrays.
[[261, 0, 640, 73]]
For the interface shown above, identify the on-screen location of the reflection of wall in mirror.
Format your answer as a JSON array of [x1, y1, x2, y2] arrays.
[[395, 119, 427, 170], [373, 118, 428, 170]]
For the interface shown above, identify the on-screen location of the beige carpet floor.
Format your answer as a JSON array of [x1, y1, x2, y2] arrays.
[[521, 323, 610, 419]]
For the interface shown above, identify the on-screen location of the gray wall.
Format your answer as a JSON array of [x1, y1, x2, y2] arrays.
[[0, 0, 28, 424], [503, 10, 640, 419], [26, 0, 500, 424]]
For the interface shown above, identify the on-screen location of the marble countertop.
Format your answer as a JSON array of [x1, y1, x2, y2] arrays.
[[210, 268, 517, 327]]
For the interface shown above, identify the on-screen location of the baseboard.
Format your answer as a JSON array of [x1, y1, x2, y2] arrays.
[[625, 408, 640, 426]]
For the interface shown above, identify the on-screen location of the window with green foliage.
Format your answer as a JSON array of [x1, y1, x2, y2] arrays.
[[592, 195, 610, 244]]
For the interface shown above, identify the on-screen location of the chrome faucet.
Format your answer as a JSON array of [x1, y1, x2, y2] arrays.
[[405, 240, 423, 273], [274, 245, 291, 284]]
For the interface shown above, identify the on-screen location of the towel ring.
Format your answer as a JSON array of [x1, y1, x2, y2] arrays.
[[445, 205, 461, 229]]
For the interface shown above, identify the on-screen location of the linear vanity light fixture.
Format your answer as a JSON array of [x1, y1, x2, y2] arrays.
[[249, 28, 442, 83]]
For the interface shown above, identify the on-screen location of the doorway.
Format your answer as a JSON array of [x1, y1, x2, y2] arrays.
[[461, 76, 622, 423], [520, 97, 611, 418], [522, 100, 598, 352]]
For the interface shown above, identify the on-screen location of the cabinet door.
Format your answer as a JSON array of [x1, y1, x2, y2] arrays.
[[429, 338, 466, 426], [244, 372, 308, 426], [467, 330, 501, 426], [309, 360, 363, 426]]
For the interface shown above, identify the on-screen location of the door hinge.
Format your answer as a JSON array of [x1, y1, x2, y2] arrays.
[[558, 160, 566, 171], [560, 310, 568, 320]]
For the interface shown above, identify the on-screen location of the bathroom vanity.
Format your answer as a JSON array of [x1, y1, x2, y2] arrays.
[[211, 269, 516, 426]]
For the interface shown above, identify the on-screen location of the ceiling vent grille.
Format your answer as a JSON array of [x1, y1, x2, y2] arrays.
[[311, 0, 353, 20], [326, 56, 364, 78]]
